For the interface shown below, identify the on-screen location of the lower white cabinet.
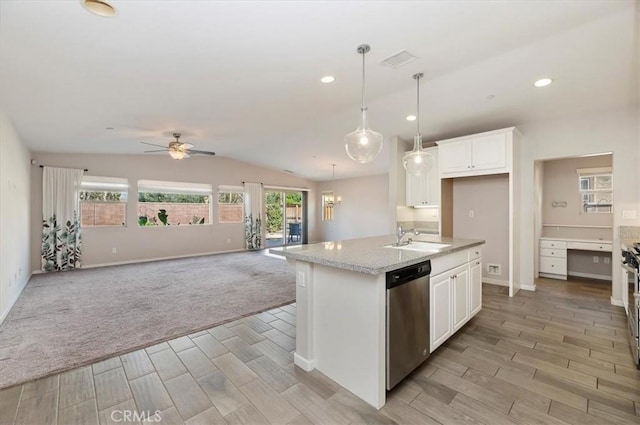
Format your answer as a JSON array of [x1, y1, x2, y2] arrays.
[[470, 259, 482, 316], [429, 248, 483, 353], [452, 264, 470, 332]]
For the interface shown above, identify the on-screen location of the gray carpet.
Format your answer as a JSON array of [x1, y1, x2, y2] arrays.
[[0, 251, 295, 389]]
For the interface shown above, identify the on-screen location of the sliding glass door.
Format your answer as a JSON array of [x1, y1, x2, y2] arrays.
[[264, 190, 305, 248]]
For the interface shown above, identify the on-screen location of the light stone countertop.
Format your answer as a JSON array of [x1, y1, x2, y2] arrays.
[[539, 237, 613, 244], [270, 234, 485, 275]]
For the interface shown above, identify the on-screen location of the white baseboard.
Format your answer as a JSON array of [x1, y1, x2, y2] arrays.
[[483, 278, 509, 287], [0, 272, 31, 325], [293, 353, 316, 371], [568, 271, 612, 281], [519, 284, 536, 291], [539, 272, 567, 280], [610, 297, 624, 307], [71, 248, 247, 270]]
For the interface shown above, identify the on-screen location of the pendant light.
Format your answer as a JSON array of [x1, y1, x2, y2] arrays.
[[402, 73, 434, 176], [344, 44, 383, 164]]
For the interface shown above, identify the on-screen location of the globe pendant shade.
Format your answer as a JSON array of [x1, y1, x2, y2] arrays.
[[345, 127, 383, 164], [402, 135, 433, 176]]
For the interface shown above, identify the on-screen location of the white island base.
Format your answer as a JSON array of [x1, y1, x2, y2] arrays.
[[274, 235, 485, 410], [294, 261, 387, 408]]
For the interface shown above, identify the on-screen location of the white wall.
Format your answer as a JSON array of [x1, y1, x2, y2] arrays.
[[0, 109, 31, 323], [542, 154, 613, 240], [518, 106, 640, 304], [30, 152, 318, 270], [317, 174, 389, 242]]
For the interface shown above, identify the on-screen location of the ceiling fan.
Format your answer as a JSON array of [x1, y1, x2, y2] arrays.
[[141, 133, 216, 160]]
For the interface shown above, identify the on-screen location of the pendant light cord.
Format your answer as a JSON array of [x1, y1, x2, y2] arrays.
[[416, 74, 420, 135], [361, 51, 366, 112]]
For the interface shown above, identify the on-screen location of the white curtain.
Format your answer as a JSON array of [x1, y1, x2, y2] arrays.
[[244, 182, 264, 250], [41, 167, 84, 271]]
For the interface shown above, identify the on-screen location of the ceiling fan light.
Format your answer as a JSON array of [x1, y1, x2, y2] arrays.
[[169, 150, 186, 160], [82, 0, 117, 17]]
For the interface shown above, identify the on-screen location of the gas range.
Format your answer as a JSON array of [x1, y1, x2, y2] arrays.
[[622, 242, 640, 368]]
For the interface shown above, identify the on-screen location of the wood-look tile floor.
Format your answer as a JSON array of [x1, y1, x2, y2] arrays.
[[1, 277, 639, 425]]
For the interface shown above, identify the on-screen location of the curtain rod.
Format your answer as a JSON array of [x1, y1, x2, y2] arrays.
[[39, 165, 88, 172]]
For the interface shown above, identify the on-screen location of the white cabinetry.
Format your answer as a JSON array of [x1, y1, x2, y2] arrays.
[[406, 147, 440, 207], [429, 272, 452, 350], [469, 255, 482, 316], [539, 239, 568, 280], [438, 131, 509, 178], [538, 238, 613, 280], [429, 245, 483, 352]]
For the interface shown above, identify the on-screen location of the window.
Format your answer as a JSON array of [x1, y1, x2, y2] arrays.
[[218, 187, 244, 223], [80, 176, 128, 227], [322, 191, 334, 221], [577, 167, 612, 213], [137, 180, 212, 226]]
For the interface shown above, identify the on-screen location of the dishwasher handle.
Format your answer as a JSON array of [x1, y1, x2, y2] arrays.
[[386, 260, 431, 289]]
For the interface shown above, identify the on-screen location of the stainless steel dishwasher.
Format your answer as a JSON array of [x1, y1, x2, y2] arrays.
[[386, 260, 431, 390]]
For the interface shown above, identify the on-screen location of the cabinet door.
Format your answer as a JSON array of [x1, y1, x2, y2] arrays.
[[469, 259, 482, 317], [439, 140, 471, 175], [405, 170, 422, 207], [471, 133, 506, 171], [451, 264, 469, 332], [430, 272, 452, 352], [425, 147, 440, 205]]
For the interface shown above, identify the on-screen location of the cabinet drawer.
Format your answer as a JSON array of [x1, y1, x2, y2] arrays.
[[566, 241, 612, 252], [469, 246, 482, 261], [540, 248, 567, 258], [539, 256, 567, 275], [540, 240, 567, 250]]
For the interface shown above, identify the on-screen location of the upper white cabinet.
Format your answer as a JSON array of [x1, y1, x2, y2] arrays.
[[406, 147, 440, 207], [438, 129, 511, 178]]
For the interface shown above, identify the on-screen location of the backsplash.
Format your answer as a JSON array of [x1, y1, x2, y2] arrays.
[[620, 226, 640, 242], [398, 221, 439, 234]]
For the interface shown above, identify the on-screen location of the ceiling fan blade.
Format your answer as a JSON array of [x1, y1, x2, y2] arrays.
[[140, 141, 169, 148], [185, 149, 216, 156], [144, 149, 169, 153]]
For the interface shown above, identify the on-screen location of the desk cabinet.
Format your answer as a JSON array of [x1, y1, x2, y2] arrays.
[[539, 238, 612, 281]]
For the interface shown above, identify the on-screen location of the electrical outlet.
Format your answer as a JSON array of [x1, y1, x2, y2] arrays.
[[487, 264, 501, 275], [622, 210, 637, 220], [226, 238, 231, 244], [297, 271, 306, 287], [604, 257, 610, 264], [593, 256, 599, 263], [112, 247, 117, 254], [468, 210, 474, 218]]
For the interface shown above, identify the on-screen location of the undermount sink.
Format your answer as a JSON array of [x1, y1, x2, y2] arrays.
[[384, 241, 451, 252]]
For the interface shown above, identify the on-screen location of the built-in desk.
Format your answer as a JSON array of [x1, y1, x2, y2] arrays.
[[539, 237, 612, 280]]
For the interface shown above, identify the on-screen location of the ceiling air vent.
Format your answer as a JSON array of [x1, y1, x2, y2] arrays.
[[379, 50, 418, 69]]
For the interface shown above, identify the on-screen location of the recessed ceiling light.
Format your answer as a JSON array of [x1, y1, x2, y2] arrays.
[[82, 0, 117, 17], [406, 115, 416, 121], [321, 76, 335, 84], [534, 78, 553, 87]]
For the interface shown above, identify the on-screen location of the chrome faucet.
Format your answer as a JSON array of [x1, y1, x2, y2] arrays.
[[396, 225, 419, 246]]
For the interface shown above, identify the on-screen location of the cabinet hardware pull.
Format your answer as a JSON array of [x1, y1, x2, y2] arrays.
[[476, 262, 480, 265]]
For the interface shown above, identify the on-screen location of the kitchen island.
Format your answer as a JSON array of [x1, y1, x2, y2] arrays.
[[272, 234, 485, 409]]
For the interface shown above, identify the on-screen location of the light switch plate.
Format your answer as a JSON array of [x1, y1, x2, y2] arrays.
[[297, 271, 306, 287], [622, 210, 637, 220]]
